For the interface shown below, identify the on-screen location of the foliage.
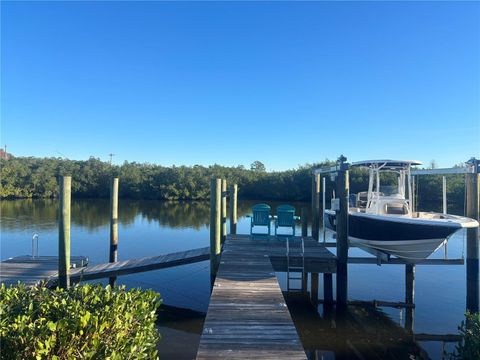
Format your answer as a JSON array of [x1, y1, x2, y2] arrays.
[[0, 156, 467, 208], [250, 160, 266, 172], [448, 311, 480, 360], [0, 283, 161, 360], [0, 156, 333, 201]]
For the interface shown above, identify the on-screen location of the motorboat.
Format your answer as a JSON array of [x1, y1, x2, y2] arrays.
[[324, 160, 478, 263]]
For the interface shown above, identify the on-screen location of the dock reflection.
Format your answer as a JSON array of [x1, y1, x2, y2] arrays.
[[285, 293, 459, 360]]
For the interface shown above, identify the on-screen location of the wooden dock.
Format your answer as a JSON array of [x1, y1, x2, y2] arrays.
[[0, 256, 88, 287], [1, 247, 210, 288], [49, 246, 210, 285], [196, 234, 336, 359]]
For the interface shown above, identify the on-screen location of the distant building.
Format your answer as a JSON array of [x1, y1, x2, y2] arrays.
[[0, 149, 11, 160]]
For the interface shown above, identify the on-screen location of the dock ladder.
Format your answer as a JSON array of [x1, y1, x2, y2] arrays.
[[286, 237, 305, 293]]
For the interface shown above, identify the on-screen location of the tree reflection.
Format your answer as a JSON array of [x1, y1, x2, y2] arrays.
[[0, 199, 266, 232]]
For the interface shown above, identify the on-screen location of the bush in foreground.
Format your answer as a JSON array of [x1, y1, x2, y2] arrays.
[[449, 311, 480, 360], [0, 283, 161, 359]]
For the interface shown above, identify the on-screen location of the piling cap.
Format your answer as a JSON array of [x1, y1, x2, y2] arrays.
[[466, 158, 480, 173]]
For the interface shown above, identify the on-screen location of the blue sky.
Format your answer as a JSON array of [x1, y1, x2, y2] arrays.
[[2, 1, 479, 170]]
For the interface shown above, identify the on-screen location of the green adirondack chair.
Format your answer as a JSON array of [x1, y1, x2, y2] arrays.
[[274, 205, 300, 236], [247, 204, 272, 235]]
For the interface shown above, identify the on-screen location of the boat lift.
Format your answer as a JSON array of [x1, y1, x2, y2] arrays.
[[411, 158, 479, 259]]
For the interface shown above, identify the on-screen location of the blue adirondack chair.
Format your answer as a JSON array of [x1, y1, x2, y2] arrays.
[[247, 204, 272, 235], [274, 205, 300, 236]]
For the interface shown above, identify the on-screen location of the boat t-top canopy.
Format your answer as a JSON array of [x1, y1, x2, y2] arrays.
[[351, 160, 422, 170]]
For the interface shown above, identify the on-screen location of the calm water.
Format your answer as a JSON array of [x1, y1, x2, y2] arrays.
[[0, 199, 475, 359]]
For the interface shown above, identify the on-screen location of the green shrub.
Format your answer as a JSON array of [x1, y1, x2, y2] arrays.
[[0, 283, 161, 359], [449, 311, 480, 360]]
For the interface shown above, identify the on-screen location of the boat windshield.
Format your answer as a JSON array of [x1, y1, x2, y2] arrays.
[[379, 185, 402, 197]]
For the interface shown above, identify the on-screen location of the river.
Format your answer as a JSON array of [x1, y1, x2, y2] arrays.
[[0, 199, 473, 359]]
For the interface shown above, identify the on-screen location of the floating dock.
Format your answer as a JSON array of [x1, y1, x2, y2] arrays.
[[0, 247, 210, 288], [196, 234, 336, 359], [0, 256, 88, 287], [49, 246, 210, 285]]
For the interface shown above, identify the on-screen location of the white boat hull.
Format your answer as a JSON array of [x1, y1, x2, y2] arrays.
[[349, 236, 447, 263]]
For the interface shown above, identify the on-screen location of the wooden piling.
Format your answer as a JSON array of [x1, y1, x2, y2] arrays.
[[336, 166, 349, 305], [301, 207, 308, 237], [221, 179, 227, 244], [311, 272, 319, 304], [405, 264, 415, 333], [302, 272, 308, 296], [210, 178, 222, 283], [229, 184, 238, 235], [442, 176, 447, 214], [412, 175, 416, 212], [58, 176, 71, 289], [311, 174, 320, 241], [466, 167, 479, 313], [109, 177, 119, 262], [323, 273, 333, 304], [109, 177, 119, 287]]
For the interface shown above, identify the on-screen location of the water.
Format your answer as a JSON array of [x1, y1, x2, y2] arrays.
[[0, 199, 474, 359]]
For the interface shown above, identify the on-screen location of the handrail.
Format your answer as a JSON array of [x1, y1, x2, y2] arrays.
[[32, 233, 39, 259]]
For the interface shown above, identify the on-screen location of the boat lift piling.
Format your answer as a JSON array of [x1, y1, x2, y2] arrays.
[[465, 159, 479, 313], [335, 157, 349, 306], [311, 173, 321, 241], [405, 264, 415, 333]]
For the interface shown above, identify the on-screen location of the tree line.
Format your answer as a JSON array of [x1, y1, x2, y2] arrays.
[[0, 156, 468, 210]]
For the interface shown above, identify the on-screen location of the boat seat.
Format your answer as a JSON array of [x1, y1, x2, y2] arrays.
[[385, 204, 408, 215]]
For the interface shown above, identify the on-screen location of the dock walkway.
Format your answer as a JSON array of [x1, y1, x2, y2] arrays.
[[197, 234, 336, 359]]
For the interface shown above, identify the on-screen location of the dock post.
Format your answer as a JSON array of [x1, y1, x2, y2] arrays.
[[466, 159, 479, 313], [323, 273, 333, 304], [412, 175, 416, 212], [58, 176, 71, 289], [109, 177, 119, 287], [301, 207, 308, 295], [311, 174, 321, 241], [221, 179, 227, 244], [442, 176, 447, 214], [302, 272, 308, 295], [210, 178, 222, 286], [322, 177, 326, 242], [301, 207, 308, 237], [229, 184, 238, 235], [311, 272, 319, 304], [336, 157, 349, 306], [405, 264, 415, 333]]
